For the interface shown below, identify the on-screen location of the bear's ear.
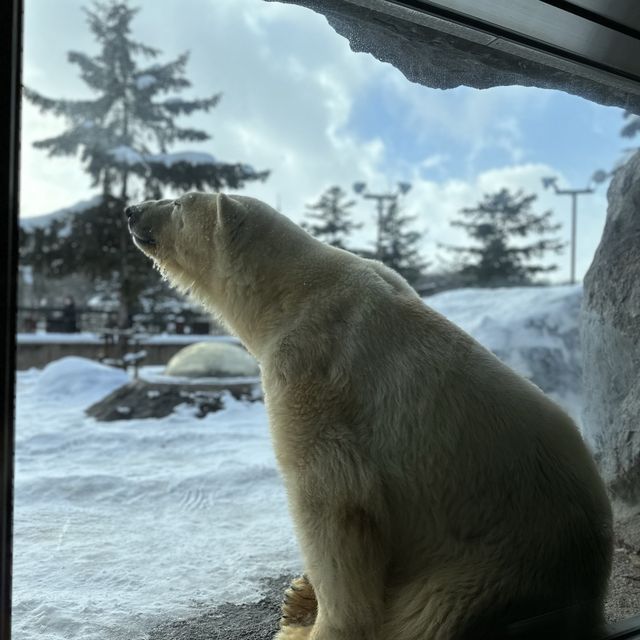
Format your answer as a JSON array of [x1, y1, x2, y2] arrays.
[[215, 193, 246, 233]]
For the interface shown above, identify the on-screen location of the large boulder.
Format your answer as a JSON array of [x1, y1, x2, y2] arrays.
[[165, 341, 260, 378], [86, 379, 259, 421], [582, 151, 640, 503]]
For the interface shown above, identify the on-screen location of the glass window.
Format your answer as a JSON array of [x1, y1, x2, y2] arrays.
[[10, 1, 640, 638]]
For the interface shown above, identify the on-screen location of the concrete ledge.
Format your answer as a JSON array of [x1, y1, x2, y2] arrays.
[[16, 334, 240, 370]]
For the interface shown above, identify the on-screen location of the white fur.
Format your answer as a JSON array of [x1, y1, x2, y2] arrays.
[[129, 192, 613, 640]]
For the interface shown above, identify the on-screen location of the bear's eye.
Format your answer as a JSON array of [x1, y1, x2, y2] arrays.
[[173, 200, 182, 209]]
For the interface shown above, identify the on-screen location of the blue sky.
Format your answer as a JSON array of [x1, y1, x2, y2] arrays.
[[346, 81, 625, 185], [20, 0, 632, 282]]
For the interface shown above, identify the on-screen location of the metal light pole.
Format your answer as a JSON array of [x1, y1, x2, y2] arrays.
[[353, 181, 412, 259], [541, 171, 608, 284]]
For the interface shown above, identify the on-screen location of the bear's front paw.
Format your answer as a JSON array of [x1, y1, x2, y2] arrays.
[[274, 625, 313, 640], [279, 574, 317, 628]]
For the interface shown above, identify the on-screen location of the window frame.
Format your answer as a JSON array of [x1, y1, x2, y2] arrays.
[[1, 0, 22, 639], [2, 1, 640, 638]]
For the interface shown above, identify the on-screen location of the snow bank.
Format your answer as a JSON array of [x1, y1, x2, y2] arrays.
[[425, 284, 583, 420], [13, 359, 298, 640], [34, 356, 129, 406]]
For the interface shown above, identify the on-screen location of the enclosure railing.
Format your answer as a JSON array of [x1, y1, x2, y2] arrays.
[[16, 305, 222, 336]]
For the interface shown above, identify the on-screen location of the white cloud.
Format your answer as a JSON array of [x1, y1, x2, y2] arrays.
[[419, 154, 448, 172], [19, 0, 609, 283], [20, 103, 95, 217], [396, 162, 608, 282], [20, 0, 391, 221], [383, 75, 554, 174]]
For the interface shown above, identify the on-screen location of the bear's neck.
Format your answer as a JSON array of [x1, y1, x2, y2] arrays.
[[201, 238, 331, 361]]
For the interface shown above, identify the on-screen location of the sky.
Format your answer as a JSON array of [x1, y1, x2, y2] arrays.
[[20, 0, 632, 282]]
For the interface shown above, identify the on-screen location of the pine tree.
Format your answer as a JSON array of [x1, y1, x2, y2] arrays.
[[377, 199, 427, 286], [446, 188, 564, 286], [621, 110, 640, 139], [302, 186, 361, 249], [23, 1, 268, 326]]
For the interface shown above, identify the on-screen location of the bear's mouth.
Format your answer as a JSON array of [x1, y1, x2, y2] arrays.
[[130, 228, 157, 248], [128, 217, 157, 248]]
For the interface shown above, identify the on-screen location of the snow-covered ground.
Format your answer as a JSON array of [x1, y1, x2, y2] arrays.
[[426, 284, 583, 421], [13, 359, 299, 640], [13, 285, 583, 640]]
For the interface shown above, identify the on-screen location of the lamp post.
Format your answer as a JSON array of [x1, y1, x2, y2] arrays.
[[541, 171, 608, 285], [353, 181, 412, 259]]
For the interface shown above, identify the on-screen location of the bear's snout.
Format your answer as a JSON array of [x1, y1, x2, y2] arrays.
[[125, 203, 144, 228], [126, 203, 158, 249], [124, 204, 138, 219]]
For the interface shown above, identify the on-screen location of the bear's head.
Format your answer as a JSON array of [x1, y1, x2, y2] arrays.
[[127, 192, 214, 282], [125, 191, 318, 329], [127, 192, 272, 291]]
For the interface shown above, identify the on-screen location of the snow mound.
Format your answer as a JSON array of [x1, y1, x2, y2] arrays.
[[165, 342, 260, 378], [425, 284, 582, 420], [34, 357, 129, 406]]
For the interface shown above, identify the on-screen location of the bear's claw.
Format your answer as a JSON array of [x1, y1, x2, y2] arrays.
[[279, 575, 317, 629]]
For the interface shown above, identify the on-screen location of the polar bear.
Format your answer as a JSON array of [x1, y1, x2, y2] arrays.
[[126, 193, 612, 640]]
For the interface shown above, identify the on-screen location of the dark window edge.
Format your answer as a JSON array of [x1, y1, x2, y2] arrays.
[[1, 1, 640, 639], [390, 0, 640, 85], [607, 614, 640, 639], [1, 0, 22, 639]]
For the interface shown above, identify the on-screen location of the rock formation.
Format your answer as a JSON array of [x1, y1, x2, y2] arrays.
[[582, 151, 640, 502], [270, 0, 640, 113]]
